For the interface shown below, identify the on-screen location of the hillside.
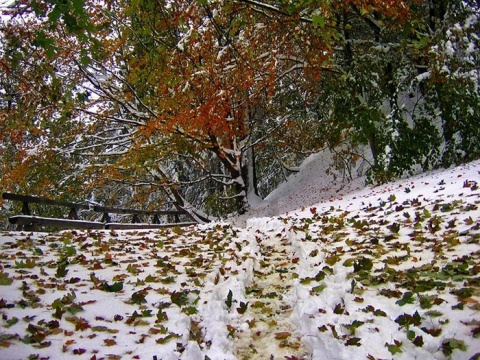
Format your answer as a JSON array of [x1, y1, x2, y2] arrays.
[[0, 159, 479, 360]]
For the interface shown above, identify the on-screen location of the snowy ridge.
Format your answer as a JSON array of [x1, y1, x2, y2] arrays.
[[0, 160, 479, 359]]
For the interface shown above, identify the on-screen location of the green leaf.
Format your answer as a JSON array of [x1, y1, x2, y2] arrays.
[[350, 279, 356, 294], [312, 14, 325, 28], [387, 222, 401, 234], [225, 290, 233, 309], [441, 338, 467, 356], [333, 303, 344, 314], [315, 270, 327, 281], [396, 291, 415, 306], [395, 311, 422, 329], [424, 310, 443, 317], [145, 275, 157, 283], [385, 340, 403, 355], [102, 282, 123, 293], [156, 310, 168, 322], [55, 262, 69, 278], [32, 30, 56, 57], [63, 246, 76, 256], [15, 259, 36, 269], [156, 333, 179, 344], [344, 320, 365, 336], [353, 257, 373, 272], [183, 306, 198, 315], [127, 264, 140, 275], [325, 255, 340, 266], [310, 284, 327, 294], [345, 337, 361, 346], [131, 289, 148, 304], [171, 290, 189, 307], [141, 309, 152, 317], [48, 5, 62, 24], [5, 317, 19, 327], [451, 287, 474, 299], [71, 0, 85, 15], [67, 304, 84, 315], [0, 272, 13, 286], [363, 306, 387, 317]]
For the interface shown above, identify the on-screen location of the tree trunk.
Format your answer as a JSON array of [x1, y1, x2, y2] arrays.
[[244, 145, 259, 197]]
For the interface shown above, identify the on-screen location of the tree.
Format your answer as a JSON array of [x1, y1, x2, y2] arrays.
[[304, 0, 480, 182], [1, 0, 478, 218], [0, 0, 334, 216]]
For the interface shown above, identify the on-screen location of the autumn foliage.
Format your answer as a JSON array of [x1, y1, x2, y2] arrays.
[[1, 0, 479, 217]]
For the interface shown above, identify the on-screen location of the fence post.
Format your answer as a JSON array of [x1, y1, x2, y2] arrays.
[[21, 202, 31, 215], [68, 207, 79, 220], [101, 212, 111, 223]]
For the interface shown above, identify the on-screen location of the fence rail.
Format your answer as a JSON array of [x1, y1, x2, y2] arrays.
[[2, 192, 196, 231]]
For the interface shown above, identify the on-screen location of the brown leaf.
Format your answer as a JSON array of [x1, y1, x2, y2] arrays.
[[275, 332, 291, 340], [104, 338, 116, 346], [149, 327, 162, 335]]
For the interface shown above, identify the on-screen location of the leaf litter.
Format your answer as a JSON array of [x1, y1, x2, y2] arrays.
[[0, 159, 479, 359]]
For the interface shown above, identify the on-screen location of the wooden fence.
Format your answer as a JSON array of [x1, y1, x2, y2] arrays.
[[2, 192, 196, 231]]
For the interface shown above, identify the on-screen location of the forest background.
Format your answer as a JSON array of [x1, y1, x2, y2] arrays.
[[0, 0, 479, 222]]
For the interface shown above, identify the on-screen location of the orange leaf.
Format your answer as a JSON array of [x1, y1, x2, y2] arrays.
[[104, 338, 116, 346]]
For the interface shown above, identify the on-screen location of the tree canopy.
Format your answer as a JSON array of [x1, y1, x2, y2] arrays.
[[1, 0, 479, 219]]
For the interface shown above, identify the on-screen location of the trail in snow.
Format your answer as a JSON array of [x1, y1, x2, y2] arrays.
[[235, 227, 309, 360]]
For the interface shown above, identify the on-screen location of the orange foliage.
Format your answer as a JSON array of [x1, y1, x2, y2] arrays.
[[340, 0, 419, 23], [0, 0, 419, 203]]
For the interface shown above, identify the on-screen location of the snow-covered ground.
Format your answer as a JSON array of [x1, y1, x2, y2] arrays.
[[0, 157, 479, 359]]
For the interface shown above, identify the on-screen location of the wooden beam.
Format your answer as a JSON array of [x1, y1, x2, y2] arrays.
[[2, 193, 89, 210], [105, 222, 197, 230], [93, 205, 186, 216], [9, 216, 105, 230]]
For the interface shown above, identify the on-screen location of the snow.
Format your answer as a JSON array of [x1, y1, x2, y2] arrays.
[[0, 157, 479, 359]]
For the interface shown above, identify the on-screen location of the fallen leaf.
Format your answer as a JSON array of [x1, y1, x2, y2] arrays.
[[275, 332, 291, 340], [104, 338, 116, 346]]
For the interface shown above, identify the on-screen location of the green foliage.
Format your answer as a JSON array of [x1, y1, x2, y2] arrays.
[[204, 191, 238, 219]]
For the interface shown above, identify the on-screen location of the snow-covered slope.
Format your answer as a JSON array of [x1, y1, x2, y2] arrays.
[[236, 151, 367, 224], [0, 159, 479, 360]]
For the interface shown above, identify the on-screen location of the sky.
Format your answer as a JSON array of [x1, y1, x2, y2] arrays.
[[0, 153, 479, 359]]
